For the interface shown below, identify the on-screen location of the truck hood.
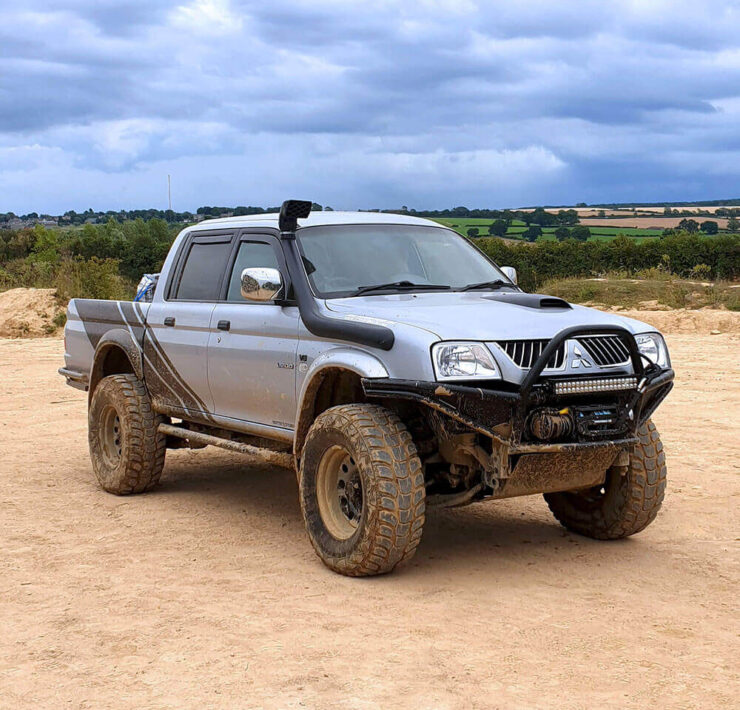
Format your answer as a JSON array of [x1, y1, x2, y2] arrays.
[[324, 291, 656, 341]]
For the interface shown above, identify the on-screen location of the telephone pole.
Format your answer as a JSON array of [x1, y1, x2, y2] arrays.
[[167, 174, 172, 210]]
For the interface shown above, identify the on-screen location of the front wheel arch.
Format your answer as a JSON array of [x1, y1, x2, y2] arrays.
[[294, 367, 368, 464]]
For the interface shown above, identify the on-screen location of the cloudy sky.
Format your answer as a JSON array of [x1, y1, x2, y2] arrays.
[[1, 0, 739, 214]]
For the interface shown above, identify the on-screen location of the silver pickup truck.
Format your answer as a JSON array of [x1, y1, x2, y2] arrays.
[[61, 200, 674, 577]]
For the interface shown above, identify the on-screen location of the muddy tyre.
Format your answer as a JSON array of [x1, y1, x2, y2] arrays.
[[88, 374, 166, 495], [544, 420, 666, 539], [299, 404, 426, 577]]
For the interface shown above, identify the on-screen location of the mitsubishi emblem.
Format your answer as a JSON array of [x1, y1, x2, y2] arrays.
[[570, 343, 592, 368]]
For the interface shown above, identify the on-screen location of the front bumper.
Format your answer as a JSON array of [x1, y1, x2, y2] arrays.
[[363, 368, 673, 446], [362, 324, 674, 451]]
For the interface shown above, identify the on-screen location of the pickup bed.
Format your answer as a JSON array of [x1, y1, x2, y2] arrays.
[[62, 200, 674, 576]]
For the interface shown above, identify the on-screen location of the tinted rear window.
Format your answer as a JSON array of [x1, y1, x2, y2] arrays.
[[174, 240, 232, 300]]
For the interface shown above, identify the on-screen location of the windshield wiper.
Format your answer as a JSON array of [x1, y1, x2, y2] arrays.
[[459, 279, 512, 292], [353, 280, 451, 296]]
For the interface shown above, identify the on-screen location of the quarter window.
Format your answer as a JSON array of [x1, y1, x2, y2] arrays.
[[174, 239, 232, 300]]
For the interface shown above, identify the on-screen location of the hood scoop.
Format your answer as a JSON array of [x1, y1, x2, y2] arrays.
[[483, 292, 572, 310]]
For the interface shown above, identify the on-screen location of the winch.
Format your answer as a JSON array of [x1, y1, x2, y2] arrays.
[[527, 408, 574, 441]]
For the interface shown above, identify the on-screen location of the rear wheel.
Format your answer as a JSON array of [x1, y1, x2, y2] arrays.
[[544, 420, 666, 539], [88, 374, 166, 495], [299, 404, 426, 576]]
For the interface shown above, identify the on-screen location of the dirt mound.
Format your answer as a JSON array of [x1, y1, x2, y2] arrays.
[[0, 288, 64, 338], [602, 307, 740, 335]]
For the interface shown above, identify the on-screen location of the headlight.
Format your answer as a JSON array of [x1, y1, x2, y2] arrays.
[[432, 342, 501, 381], [635, 333, 670, 368]]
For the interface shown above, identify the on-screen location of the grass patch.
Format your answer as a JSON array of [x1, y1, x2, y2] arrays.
[[542, 274, 740, 310]]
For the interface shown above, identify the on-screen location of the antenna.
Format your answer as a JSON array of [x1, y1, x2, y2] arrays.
[[167, 174, 172, 210]]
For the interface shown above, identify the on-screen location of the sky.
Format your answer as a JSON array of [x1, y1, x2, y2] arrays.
[[1, 0, 739, 214]]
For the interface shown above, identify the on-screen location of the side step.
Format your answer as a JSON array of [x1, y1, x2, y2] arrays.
[[158, 423, 274, 458]]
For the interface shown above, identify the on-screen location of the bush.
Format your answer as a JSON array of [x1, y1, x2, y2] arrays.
[[689, 263, 711, 280], [488, 219, 508, 237], [0, 255, 130, 301], [53, 256, 129, 301]]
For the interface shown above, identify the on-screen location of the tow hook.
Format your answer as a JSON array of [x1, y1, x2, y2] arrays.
[[613, 448, 631, 476]]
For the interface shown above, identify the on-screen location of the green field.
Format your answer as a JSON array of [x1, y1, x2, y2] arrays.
[[433, 217, 665, 243]]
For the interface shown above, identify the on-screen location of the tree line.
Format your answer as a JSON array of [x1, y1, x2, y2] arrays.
[[0, 218, 737, 302], [466, 222, 592, 242]]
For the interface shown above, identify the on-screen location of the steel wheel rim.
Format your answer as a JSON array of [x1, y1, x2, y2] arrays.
[[99, 405, 123, 468], [316, 445, 363, 540]]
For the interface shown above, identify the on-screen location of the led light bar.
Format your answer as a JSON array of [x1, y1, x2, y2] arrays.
[[553, 376, 637, 396]]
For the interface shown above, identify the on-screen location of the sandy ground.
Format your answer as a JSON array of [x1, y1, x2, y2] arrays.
[[1, 318, 738, 709], [0, 288, 64, 338]]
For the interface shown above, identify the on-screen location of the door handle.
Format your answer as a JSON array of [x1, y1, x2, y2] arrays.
[[217, 320, 231, 331], [163, 317, 175, 327]]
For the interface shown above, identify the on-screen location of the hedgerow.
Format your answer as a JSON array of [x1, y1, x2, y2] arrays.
[[476, 233, 739, 291]]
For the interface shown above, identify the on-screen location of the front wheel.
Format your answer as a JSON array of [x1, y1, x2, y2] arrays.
[[299, 404, 426, 576], [544, 420, 666, 539]]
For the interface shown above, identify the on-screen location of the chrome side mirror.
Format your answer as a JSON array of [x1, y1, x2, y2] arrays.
[[241, 267, 284, 302], [501, 266, 517, 284]]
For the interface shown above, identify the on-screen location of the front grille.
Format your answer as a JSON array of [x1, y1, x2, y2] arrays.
[[576, 335, 631, 366], [497, 339, 566, 370]]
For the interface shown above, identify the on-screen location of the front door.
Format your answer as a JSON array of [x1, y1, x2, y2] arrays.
[[143, 231, 234, 418], [207, 234, 299, 430]]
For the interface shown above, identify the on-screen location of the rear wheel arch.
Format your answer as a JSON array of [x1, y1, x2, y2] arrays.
[[89, 331, 143, 399]]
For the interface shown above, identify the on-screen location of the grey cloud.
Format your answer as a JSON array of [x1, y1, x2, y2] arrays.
[[0, 0, 739, 212]]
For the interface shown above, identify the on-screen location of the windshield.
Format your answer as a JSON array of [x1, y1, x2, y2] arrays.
[[297, 225, 511, 297]]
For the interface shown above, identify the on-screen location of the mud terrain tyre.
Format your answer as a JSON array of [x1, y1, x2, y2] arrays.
[[88, 374, 166, 495], [544, 420, 666, 539], [299, 404, 426, 576]]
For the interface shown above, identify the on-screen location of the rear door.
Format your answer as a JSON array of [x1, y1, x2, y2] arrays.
[[143, 231, 234, 418], [207, 233, 300, 429]]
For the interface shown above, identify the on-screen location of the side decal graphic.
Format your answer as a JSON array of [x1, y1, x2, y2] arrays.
[[74, 299, 214, 421]]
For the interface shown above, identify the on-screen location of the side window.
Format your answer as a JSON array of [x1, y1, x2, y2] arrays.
[[174, 239, 232, 300], [226, 241, 280, 301]]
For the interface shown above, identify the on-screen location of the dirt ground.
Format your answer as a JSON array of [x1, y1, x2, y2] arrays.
[[0, 288, 64, 338], [1, 316, 738, 709]]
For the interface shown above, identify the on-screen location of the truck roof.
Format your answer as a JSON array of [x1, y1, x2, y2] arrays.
[[190, 211, 440, 231]]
